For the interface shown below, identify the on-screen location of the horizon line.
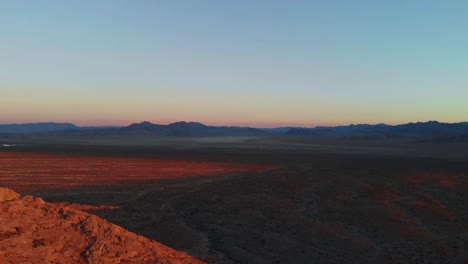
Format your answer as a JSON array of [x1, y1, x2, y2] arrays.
[[0, 119, 467, 129]]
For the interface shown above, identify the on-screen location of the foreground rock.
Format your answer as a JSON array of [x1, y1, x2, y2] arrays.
[[0, 187, 204, 264], [0, 187, 20, 202]]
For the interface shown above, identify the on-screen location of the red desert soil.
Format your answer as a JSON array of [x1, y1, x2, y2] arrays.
[[401, 172, 468, 191], [0, 152, 275, 192], [0, 187, 204, 264]]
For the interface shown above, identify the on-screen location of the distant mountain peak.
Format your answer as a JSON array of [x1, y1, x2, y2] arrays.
[[139, 121, 154, 125], [118, 120, 265, 136], [168, 121, 206, 127]]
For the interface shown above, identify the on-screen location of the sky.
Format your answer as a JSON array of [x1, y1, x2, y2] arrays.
[[1, 1, 467, 127]]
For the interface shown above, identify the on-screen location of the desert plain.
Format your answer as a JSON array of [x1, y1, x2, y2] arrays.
[[0, 136, 467, 263]]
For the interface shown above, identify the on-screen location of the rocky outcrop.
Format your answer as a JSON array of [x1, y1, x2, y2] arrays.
[[0, 187, 204, 264], [0, 187, 20, 202]]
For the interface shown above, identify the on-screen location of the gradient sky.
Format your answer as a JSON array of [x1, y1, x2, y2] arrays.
[[1, 1, 467, 127]]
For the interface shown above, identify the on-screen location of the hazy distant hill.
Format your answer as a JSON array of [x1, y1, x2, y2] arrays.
[[260, 127, 305, 133], [120, 121, 268, 136], [0, 122, 79, 134], [1, 121, 468, 140], [287, 123, 390, 137], [287, 121, 468, 141]]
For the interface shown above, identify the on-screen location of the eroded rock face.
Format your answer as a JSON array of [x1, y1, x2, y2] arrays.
[[0, 187, 204, 264], [0, 187, 20, 202]]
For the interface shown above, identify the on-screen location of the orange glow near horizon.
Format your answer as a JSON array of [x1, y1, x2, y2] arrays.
[[0, 116, 466, 128], [1, 85, 466, 128]]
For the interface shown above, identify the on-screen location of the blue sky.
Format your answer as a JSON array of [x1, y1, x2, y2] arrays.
[[1, 1, 467, 126]]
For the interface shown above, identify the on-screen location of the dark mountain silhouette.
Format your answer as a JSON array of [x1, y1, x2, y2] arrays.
[[1, 121, 468, 140], [287, 121, 468, 141], [120, 121, 268, 136], [287, 123, 390, 137], [0, 122, 79, 134], [260, 127, 305, 133]]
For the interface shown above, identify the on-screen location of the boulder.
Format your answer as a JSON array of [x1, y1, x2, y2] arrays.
[[0, 187, 20, 202]]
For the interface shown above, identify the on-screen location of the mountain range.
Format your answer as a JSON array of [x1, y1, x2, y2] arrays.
[[1, 121, 468, 141], [287, 121, 468, 140], [0, 122, 79, 133]]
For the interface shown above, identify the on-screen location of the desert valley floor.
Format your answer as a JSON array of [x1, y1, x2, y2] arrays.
[[0, 138, 467, 263]]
